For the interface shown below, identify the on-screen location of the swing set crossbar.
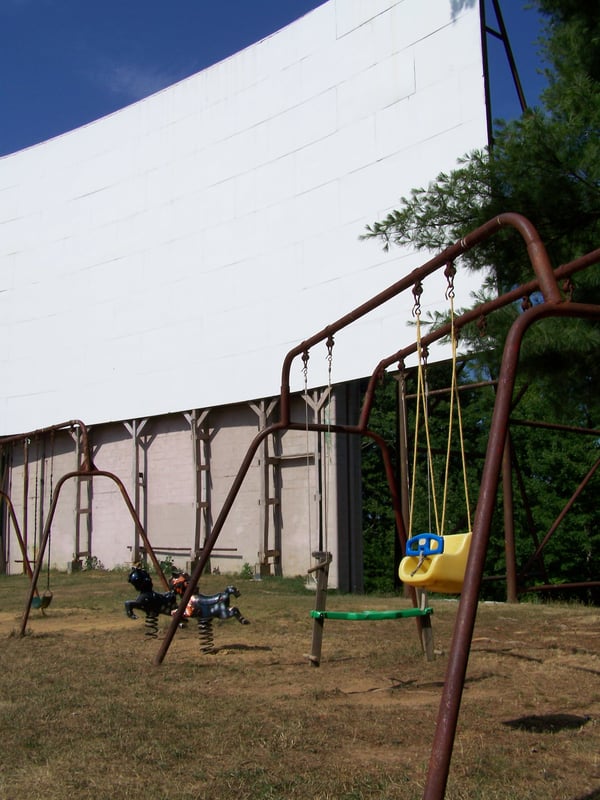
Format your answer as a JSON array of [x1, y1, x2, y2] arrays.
[[310, 607, 433, 621]]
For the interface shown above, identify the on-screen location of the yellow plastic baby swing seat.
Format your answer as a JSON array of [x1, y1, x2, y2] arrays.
[[399, 531, 472, 594]]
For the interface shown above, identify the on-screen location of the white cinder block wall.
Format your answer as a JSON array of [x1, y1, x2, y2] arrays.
[[0, 0, 487, 587]]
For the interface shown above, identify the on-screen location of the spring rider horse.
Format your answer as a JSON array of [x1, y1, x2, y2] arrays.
[[124, 566, 191, 637], [179, 585, 250, 652], [125, 567, 250, 650]]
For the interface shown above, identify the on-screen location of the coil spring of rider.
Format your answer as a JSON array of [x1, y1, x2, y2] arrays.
[[197, 618, 215, 653], [144, 612, 159, 638]]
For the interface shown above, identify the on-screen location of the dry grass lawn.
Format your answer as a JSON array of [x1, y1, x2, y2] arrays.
[[0, 570, 598, 799]]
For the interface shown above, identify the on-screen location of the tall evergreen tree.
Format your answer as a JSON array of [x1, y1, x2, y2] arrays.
[[363, 2, 599, 275], [362, 0, 600, 411], [360, 1, 600, 597]]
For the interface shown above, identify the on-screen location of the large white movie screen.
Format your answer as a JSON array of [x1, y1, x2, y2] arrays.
[[0, 0, 487, 435]]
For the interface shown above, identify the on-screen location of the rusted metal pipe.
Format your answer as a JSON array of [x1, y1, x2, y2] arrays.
[[22, 438, 29, 558], [422, 301, 600, 800], [154, 423, 284, 664], [0, 490, 36, 583], [519, 580, 600, 593], [20, 468, 167, 635], [282, 214, 560, 426], [512, 449, 550, 586], [154, 418, 415, 665], [0, 420, 95, 471], [358, 248, 598, 430], [502, 434, 518, 603], [518, 455, 600, 579], [510, 418, 600, 437], [405, 379, 499, 400], [157, 220, 594, 668]]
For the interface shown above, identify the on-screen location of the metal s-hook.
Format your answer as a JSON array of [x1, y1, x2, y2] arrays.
[[444, 261, 456, 300], [325, 335, 334, 382], [412, 280, 423, 317]]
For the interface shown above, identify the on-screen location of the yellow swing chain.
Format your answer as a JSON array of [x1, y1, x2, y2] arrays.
[[408, 282, 441, 539], [440, 264, 472, 536]]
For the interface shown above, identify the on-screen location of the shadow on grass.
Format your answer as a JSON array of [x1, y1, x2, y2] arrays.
[[211, 643, 273, 653], [503, 712, 591, 732], [572, 789, 600, 800]]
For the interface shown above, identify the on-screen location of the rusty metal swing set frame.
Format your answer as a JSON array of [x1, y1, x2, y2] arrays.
[[155, 212, 599, 799], [0, 420, 172, 633], [2, 212, 599, 799]]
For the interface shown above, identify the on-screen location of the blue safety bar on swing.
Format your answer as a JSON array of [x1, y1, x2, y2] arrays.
[[405, 533, 444, 558]]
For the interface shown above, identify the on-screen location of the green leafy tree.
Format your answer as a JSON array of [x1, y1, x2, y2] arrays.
[[360, 1, 600, 598], [361, 375, 400, 593], [362, 2, 600, 380], [363, 2, 600, 275]]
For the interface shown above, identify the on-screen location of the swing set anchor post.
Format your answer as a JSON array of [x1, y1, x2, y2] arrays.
[[307, 551, 332, 667]]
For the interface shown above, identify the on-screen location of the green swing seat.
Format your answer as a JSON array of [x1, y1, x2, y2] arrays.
[[310, 607, 433, 621]]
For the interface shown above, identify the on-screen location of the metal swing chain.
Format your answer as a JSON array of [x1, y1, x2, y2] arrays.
[[323, 336, 334, 555], [302, 350, 314, 565], [410, 284, 433, 574], [443, 261, 472, 535], [33, 437, 39, 564], [46, 430, 55, 591], [441, 263, 457, 537], [410, 282, 440, 539], [409, 284, 423, 538]]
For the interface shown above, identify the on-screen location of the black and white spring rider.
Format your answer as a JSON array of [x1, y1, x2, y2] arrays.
[[124, 566, 189, 637]]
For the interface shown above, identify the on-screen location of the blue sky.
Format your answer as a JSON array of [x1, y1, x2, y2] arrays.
[[0, 0, 548, 158]]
